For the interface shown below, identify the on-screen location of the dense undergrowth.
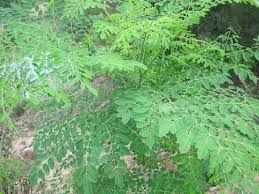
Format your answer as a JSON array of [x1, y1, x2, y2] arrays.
[[0, 0, 259, 193], [192, 3, 259, 46]]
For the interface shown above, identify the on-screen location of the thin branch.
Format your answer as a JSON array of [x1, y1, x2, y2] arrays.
[[0, 122, 7, 155]]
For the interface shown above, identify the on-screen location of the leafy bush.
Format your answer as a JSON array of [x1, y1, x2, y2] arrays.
[[0, 156, 28, 193], [0, 0, 259, 193]]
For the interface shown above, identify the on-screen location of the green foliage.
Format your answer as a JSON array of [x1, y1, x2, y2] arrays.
[[0, 2, 145, 127], [31, 99, 138, 192], [63, 0, 105, 18], [0, 156, 27, 193], [114, 80, 259, 192], [0, 0, 259, 193], [31, 95, 209, 193]]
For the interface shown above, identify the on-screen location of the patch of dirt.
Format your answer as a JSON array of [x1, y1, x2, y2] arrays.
[[91, 74, 116, 95], [11, 109, 41, 161], [157, 149, 177, 172], [120, 155, 136, 170], [0, 109, 42, 194]]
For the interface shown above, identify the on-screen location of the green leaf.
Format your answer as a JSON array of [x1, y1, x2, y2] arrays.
[[87, 166, 97, 183], [115, 175, 124, 188], [115, 99, 129, 106], [38, 169, 45, 180], [30, 172, 38, 185], [140, 127, 157, 148], [177, 128, 195, 153], [255, 49, 259, 61], [104, 163, 116, 179], [133, 105, 149, 114], [158, 118, 172, 137], [121, 113, 131, 124], [43, 164, 50, 174], [223, 159, 235, 173], [195, 128, 211, 159]]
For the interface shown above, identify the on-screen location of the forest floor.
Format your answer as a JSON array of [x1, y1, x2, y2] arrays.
[[11, 109, 40, 161]]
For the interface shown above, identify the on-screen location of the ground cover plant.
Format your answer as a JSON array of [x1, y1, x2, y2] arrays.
[[0, 0, 259, 193]]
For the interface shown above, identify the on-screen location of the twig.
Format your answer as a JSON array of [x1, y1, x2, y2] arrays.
[[0, 121, 7, 155]]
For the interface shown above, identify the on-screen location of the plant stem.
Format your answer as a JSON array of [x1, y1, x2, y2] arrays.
[[0, 122, 7, 156], [138, 52, 160, 88], [138, 34, 148, 88]]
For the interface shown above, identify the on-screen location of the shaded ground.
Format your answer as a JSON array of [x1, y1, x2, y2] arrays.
[[192, 3, 259, 46]]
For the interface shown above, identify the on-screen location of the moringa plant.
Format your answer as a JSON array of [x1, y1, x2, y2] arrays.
[[0, 0, 259, 193]]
